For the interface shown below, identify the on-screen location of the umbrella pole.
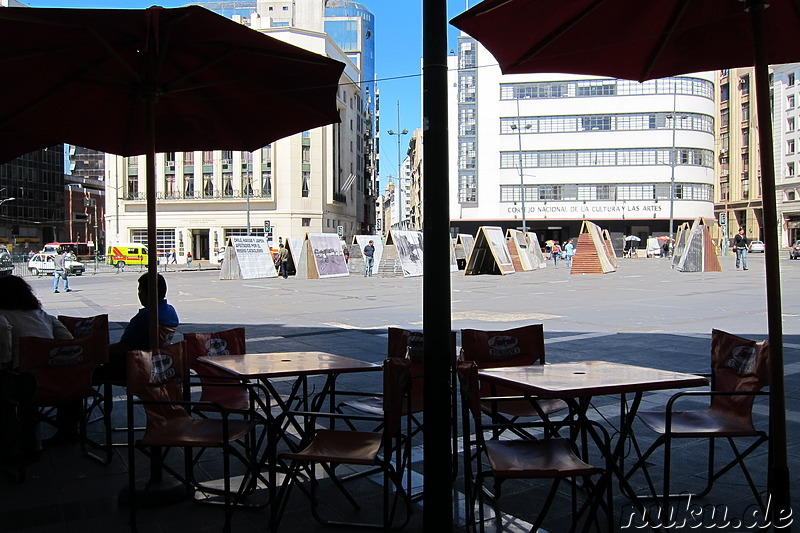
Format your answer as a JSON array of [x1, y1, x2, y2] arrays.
[[751, 4, 790, 523], [422, 0, 453, 530]]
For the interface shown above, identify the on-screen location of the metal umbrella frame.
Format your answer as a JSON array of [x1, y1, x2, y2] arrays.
[[0, 6, 344, 347], [452, 0, 792, 520]]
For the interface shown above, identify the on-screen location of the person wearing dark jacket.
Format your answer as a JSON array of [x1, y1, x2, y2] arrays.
[[363, 240, 375, 277], [733, 227, 749, 270]]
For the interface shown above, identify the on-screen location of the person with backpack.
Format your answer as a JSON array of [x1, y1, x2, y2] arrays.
[[550, 242, 561, 268]]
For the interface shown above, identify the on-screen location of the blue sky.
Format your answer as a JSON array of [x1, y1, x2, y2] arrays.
[[24, 0, 479, 189]]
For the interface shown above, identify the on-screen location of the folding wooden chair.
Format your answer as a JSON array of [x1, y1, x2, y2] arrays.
[[126, 342, 267, 533], [275, 356, 414, 530], [57, 314, 112, 463], [626, 329, 771, 512], [460, 325, 567, 439], [184, 328, 253, 413], [335, 328, 459, 489], [18, 335, 109, 465], [457, 360, 609, 533]]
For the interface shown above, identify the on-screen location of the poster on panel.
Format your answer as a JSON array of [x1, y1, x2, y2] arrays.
[[355, 235, 384, 268], [527, 232, 547, 268], [229, 236, 277, 279], [307, 233, 349, 278], [392, 230, 424, 277], [484, 226, 515, 274]]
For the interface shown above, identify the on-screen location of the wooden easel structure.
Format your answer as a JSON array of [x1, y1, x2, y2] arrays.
[[464, 226, 515, 275], [505, 229, 539, 271], [347, 234, 382, 275], [454, 233, 475, 270], [672, 217, 722, 272], [570, 220, 616, 274]]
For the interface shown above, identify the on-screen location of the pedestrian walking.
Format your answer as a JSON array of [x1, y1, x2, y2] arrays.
[[186, 251, 193, 267], [550, 242, 561, 268], [169, 249, 177, 264], [363, 240, 375, 277], [52, 249, 71, 293], [278, 244, 289, 279], [733, 227, 749, 271], [564, 239, 575, 269]]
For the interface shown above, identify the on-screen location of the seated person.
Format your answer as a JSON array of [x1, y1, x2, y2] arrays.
[[0, 276, 73, 453], [106, 273, 179, 380]]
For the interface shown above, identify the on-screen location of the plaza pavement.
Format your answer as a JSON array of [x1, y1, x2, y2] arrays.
[[1, 252, 798, 532]]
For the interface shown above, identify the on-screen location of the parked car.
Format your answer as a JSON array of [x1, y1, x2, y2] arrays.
[[0, 249, 12, 277], [748, 240, 765, 253], [27, 253, 85, 276], [790, 240, 800, 260]]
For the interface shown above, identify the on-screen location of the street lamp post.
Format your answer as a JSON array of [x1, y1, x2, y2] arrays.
[[667, 88, 688, 258], [510, 97, 531, 235], [388, 101, 408, 231]]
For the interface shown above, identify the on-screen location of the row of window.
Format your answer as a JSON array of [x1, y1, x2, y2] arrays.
[[127, 172, 274, 200], [498, 112, 713, 135], [494, 148, 715, 169], [495, 182, 714, 202], [128, 147, 271, 168], [499, 77, 714, 101]]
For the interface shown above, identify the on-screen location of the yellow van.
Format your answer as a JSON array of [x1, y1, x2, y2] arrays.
[[107, 243, 148, 267]]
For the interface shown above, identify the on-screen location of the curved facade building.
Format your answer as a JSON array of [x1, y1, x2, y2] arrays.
[[448, 37, 716, 244]]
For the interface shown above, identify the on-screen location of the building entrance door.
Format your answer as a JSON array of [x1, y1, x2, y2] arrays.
[[192, 229, 209, 260]]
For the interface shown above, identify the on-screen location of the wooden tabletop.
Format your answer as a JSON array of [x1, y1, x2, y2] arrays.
[[479, 361, 708, 398], [197, 351, 380, 379]]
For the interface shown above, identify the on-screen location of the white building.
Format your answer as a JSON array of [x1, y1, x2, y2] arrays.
[[448, 37, 717, 244], [105, 4, 371, 261], [772, 64, 800, 247]]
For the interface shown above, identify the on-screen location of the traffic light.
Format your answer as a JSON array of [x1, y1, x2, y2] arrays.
[[264, 220, 273, 238], [719, 212, 727, 226]]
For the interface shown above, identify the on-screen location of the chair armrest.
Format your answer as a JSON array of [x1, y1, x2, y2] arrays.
[[665, 389, 768, 412], [281, 409, 382, 424]]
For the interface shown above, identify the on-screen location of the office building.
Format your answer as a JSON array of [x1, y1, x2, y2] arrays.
[[448, 37, 717, 245]]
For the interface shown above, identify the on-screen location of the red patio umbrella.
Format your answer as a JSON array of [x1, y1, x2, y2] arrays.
[[0, 6, 344, 348], [453, 0, 791, 518]]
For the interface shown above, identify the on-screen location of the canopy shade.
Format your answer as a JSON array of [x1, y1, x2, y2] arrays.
[[451, 0, 800, 80], [0, 5, 345, 163]]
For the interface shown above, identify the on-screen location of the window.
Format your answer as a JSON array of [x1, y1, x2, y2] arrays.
[[222, 173, 233, 197], [127, 175, 138, 198], [459, 174, 477, 203], [739, 75, 750, 96], [164, 174, 175, 198], [720, 83, 729, 102], [789, 95, 796, 109], [302, 171, 310, 197], [131, 229, 174, 257], [183, 152, 194, 165], [184, 174, 194, 197], [580, 115, 611, 131], [788, 140, 795, 154], [203, 151, 213, 165], [788, 162, 796, 177], [302, 218, 311, 226], [242, 173, 253, 196], [302, 145, 311, 163], [789, 73, 796, 86], [789, 117, 796, 132], [538, 185, 563, 200], [261, 170, 272, 197], [203, 173, 214, 197], [741, 103, 750, 122]]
